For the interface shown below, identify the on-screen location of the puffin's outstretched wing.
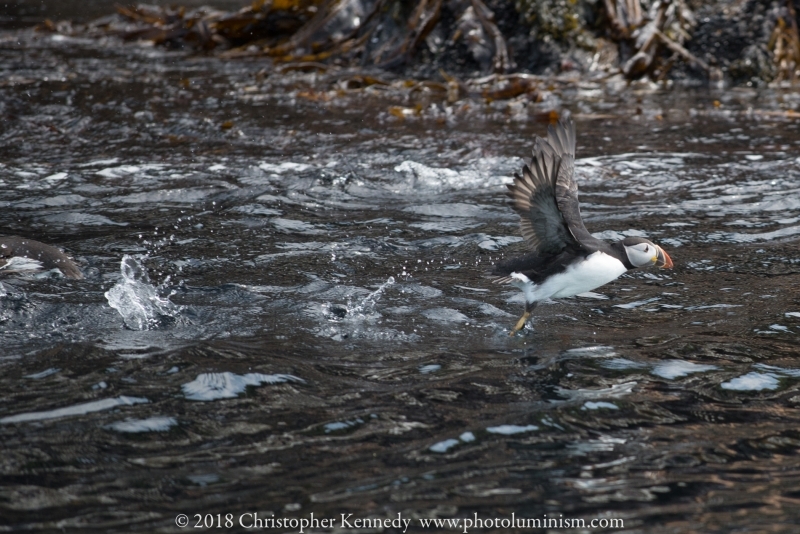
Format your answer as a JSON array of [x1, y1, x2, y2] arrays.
[[505, 128, 580, 256], [546, 115, 602, 248]]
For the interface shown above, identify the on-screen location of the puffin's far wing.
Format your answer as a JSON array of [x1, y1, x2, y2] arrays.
[[506, 137, 579, 255], [547, 115, 601, 247]]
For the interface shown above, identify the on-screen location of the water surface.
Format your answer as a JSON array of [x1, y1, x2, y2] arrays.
[[2, 28, 800, 533]]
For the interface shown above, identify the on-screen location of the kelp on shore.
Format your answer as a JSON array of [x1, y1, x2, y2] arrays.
[[32, 0, 800, 114]]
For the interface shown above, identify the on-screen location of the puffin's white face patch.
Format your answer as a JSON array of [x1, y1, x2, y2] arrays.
[[624, 242, 657, 267]]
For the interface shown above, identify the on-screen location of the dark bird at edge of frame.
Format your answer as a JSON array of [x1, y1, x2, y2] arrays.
[[0, 236, 83, 279], [492, 113, 673, 335]]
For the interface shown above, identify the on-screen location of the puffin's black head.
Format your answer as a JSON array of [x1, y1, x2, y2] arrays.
[[618, 237, 673, 270]]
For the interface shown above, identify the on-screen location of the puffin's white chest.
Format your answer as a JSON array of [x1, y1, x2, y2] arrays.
[[511, 251, 627, 302]]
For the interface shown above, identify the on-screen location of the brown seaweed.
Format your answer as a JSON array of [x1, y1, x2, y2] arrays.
[[33, 0, 800, 91], [602, 0, 715, 80], [770, 0, 800, 83]]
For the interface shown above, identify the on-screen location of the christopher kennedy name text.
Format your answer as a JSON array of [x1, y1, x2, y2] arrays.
[[238, 513, 411, 532]]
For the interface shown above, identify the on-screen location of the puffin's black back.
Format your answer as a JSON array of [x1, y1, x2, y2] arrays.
[[493, 244, 596, 285]]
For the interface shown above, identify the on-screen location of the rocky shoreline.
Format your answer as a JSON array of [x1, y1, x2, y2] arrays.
[[24, 0, 799, 88]]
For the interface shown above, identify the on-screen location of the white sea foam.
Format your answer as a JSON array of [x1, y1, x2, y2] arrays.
[[581, 402, 619, 410], [429, 438, 460, 453], [486, 425, 539, 435], [1, 396, 149, 424], [651, 360, 718, 379], [182, 372, 304, 401], [614, 298, 660, 309], [25, 368, 60, 379], [106, 416, 177, 433], [720, 372, 779, 391], [421, 307, 469, 323], [392, 159, 509, 193]]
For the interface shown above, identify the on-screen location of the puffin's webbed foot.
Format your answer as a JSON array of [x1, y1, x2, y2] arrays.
[[509, 311, 532, 336]]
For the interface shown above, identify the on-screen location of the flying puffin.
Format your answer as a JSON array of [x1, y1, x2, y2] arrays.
[[493, 113, 673, 335], [0, 236, 83, 279]]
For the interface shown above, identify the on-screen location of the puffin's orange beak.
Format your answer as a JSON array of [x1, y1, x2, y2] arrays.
[[654, 246, 673, 269]]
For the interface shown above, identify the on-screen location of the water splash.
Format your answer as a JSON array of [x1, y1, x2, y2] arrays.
[[349, 276, 395, 316], [105, 255, 182, 330], [317, 277, 406, 341], [322, 277, 396, 323]]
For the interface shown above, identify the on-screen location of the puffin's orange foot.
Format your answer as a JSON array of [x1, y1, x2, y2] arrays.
[[509, 311, 532, 336]]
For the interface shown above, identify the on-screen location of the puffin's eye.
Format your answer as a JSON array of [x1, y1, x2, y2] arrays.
[[644, 246, 649, 253]]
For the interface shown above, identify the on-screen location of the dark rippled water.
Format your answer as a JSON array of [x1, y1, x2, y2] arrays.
[[3, 27, 800, 533]]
